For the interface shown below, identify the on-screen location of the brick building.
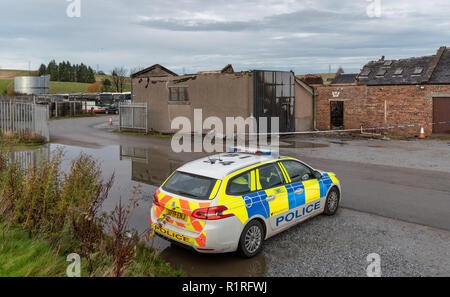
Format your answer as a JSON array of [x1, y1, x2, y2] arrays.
[[315, 47, 450, 136]]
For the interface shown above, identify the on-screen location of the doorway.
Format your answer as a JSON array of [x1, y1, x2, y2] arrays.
[[330, 101, 344, 129], [433, 98, 450, 134]]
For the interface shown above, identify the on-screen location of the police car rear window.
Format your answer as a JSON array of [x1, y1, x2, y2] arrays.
[[162, 171, 217, 200]]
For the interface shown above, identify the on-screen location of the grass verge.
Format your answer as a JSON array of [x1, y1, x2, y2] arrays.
[[0, 150, 183, 277], [0, 223, 67, 277], [0, 132, 47, 150]]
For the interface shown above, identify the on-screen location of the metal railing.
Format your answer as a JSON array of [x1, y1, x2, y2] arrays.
[[0, 100, 50, 141], [119, 102, 148, 133]]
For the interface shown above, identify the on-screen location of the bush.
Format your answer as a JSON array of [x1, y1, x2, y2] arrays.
[[85, 82, 101, 93], [0, 150, 183, 277]]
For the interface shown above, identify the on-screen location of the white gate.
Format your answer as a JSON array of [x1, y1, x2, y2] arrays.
[[119, 102, 148, 133], [0, 101, 50, 141]]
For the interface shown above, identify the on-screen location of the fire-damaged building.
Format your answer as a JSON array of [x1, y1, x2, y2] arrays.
[[315, 46, 450, 136], [130, 64, 314, 134]]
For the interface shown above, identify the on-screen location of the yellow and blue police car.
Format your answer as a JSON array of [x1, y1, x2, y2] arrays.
[[151, 147, 341, 258]]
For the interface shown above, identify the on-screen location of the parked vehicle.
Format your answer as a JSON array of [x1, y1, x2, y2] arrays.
[[105, 103, 119, 114], [82, 100, 106, 114], [151, 147, 341, 258]]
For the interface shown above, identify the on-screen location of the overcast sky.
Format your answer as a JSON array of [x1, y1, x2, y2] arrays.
[[1, 0, 449, 75]]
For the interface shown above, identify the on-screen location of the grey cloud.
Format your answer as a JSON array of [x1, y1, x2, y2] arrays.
[[1, 0, 450, 74]]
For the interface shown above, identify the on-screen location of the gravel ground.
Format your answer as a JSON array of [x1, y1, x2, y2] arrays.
[[263, 208, 450, 277], [281, 136, 450, 173]]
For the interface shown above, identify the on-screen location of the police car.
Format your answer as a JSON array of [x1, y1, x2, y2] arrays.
[[151, 147, 341, 258]]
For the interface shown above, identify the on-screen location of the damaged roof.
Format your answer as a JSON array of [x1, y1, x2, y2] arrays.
[[357, 55, 435, 85], [196, 64, 234, 74], [131, 64, 178, 78]]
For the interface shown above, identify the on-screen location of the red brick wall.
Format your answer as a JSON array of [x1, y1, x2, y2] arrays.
[[315, 84, 450, 136]]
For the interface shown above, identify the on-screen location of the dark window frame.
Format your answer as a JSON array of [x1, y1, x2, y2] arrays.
[[280, 160, 317, 183], [257, 163, 287, 190], [162, 171, 217, 200], [226, 170, 253, 196], [168, 86, 189, 102]]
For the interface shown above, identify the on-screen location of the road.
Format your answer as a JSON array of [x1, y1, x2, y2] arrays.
[[46, 116, 450, 276], [50, 116, 450, 230]]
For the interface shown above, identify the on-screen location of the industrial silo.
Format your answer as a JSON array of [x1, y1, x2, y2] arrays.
[[14, 75, 50, 95]]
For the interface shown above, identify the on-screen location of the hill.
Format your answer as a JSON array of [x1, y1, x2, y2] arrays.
[[0, 69, 130, 95]]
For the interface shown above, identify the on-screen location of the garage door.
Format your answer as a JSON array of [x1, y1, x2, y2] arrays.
[[433, 97, 450, 134]]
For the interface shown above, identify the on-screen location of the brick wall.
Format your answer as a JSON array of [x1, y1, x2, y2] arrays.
[[315, 84, 450, 136]]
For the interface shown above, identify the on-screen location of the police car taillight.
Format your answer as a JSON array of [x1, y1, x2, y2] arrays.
[[192, 206, 234, 220], [153, 192, 161, 207]]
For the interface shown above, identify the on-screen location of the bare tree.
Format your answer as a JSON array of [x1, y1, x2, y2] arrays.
[[111, 67, 128, 93], [129, 66, 144, 77]]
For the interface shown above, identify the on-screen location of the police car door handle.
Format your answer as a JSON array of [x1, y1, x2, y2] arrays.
[[267, 195, 276, 201], [294, 188, 304, 194]]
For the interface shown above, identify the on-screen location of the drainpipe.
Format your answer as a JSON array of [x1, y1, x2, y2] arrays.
[[313, 88, 317, 130]]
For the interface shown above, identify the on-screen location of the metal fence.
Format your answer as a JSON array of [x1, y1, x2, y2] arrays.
[[0, 101, 50, 141], [119, 102, 148, 132]]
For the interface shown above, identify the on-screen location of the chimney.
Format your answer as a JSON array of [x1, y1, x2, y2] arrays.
[[380, 56, 385, 61]]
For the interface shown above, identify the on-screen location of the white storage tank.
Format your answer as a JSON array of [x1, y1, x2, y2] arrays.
[[14, 75, 50, 95]]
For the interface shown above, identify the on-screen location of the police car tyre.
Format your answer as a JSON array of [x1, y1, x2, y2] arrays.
[[238, 219, 264, 258], [324, 187, 340, 215]]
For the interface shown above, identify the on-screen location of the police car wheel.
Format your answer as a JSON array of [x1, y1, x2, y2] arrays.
[[238, 220, 264, 258], [324, 187, 340, 215]]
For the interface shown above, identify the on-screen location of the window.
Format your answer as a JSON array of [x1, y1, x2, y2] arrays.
[[376, 68, 387, 76], [360, 68, 371, 76], [169, 86, 189, 101], [281, 160, 314, 183], [413, 67, 424, 74], [162, 171, 217, 200], [383, 60, 393, 66], [394, 68, 403, 75], [227, 172, 251, 196], [258, 164, 285, 190]]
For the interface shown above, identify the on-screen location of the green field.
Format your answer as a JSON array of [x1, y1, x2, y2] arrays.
[[0, 79, 13, 95], [0, 69, 131, 94], [49, 81, 92, 94]]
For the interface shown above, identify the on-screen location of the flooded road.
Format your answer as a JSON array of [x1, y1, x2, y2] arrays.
[[22, 142, 268, 277]]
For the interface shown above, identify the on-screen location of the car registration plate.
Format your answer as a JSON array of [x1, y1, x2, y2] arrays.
[[166, 209, 188, 222]]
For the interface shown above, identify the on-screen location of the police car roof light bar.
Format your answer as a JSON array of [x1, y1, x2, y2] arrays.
[[228, 146, 279, 158]]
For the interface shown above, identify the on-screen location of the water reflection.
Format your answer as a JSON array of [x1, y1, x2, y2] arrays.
[[159, 245, 267, 277], [120, 145, 183, 186], [4, 145, 50, 169], [9, 143, 268, 276]]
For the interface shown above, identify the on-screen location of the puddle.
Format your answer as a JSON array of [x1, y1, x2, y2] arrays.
[[281, 141, 329, 148], [8, 143, 269, 277], [328, 141, 348, 146]]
